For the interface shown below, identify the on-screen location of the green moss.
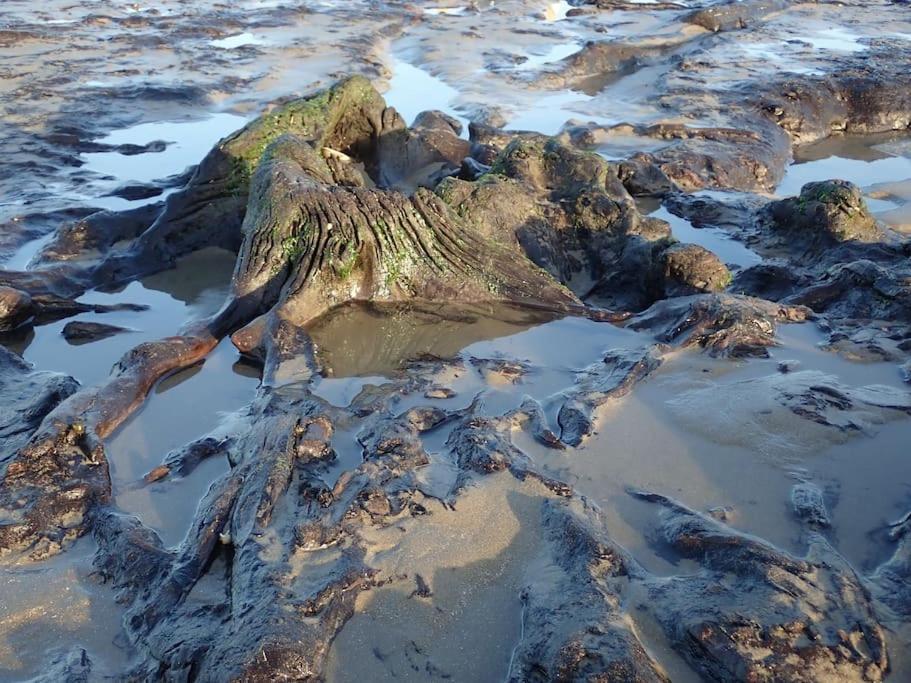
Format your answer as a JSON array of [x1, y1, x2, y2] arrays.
[[222, 76, 381, 194], [336, 248, 359, 280], [384, 250, 405, 287], [281, 234, 307, 262]]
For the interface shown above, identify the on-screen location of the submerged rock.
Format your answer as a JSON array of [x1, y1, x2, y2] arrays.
[[790, 482, 831, 528], [61, 320, 131, 344]]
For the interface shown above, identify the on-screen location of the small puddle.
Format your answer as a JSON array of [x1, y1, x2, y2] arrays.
[[517, 42, 580, 71], [3, 233, 56, 271], [802, 27, 867, 53], [506, 89, 607, 134], [384, 45, 613, 138], [383, 57, 470, 131], [209, 32, 267, 49], [423, 5, 469, 16], [7, 248, 237, 387], [108, 339, 258, 547], [305, 301, 561, 379], [649, 205, 762, 269], [80, 112, 248, 211]]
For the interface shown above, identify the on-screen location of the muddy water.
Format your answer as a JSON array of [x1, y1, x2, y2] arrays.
[[385, 57, 471, 132], [107, 340, 259, 547], [80, 113, 249, 212], [306, 302, 560, 378], [5, 248, 237, 386]]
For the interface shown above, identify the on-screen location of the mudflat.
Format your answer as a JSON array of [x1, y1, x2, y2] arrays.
[[1, 1, 911, 681]]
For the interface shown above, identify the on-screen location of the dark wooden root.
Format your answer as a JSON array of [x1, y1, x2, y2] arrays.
[[0, 325, 218, 560]]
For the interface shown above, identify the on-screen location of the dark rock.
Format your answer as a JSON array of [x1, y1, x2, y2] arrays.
[[871, 509, 911, 622], [633, 490, 888, 682], [0, 346, 79, 463], [104, 183, 165, 201], [751, 46, 911, 146], [766, 180, 883, 248], [580, 121, 791, 193], [37, 201, 163, 263], [411, 109, 463, 136], [0, 332, 217, 559], [686, 0, 791, 32], [731, 262, 805, 302], [558, 346, 662, 446], [112, 139, 168, 156], [535, 40, 665, 95], [648, 121, 790, 193], [507, 499, 670, 682], [784, 259, 911, 323], [23, 647, 92, 682], [617, 152, 677, 196], [777, 359, 800, 373], [424, 385, 456, 399], [437, 136, 667, 302], [0, 285, 35, 333], [506, 398, 565, 450], [629, 293, 809, 357], [459, 156, 491, 181], [62, 321, 132, 344], [658, 243, 731, 297]]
